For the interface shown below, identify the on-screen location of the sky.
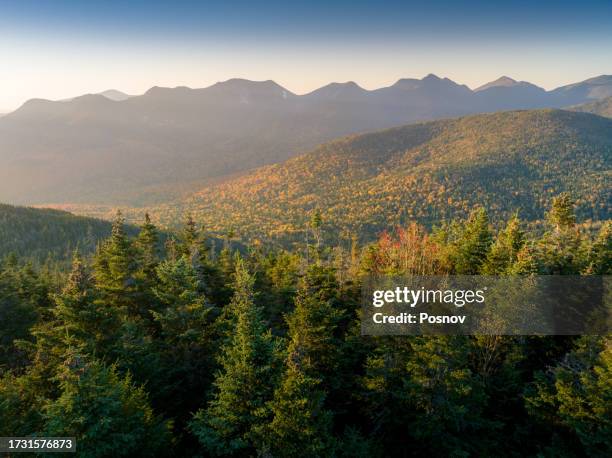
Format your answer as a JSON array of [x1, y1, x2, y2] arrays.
[[0, 0, 611, 111]]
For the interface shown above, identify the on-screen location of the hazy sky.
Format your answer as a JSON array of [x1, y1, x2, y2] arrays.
[[1, 0, 611, 111]]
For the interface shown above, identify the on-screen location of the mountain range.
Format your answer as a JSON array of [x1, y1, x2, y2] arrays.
[[55, 109, 612, 245], [1, 74, 611, 206]]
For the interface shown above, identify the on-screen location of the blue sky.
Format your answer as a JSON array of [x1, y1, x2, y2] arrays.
[[1, 0, 611, 110]]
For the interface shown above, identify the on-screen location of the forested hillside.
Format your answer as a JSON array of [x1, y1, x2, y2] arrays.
[[572, 96, 612, 118], [1, 75, 611, 206], [1, 197, 610, 457], [0, 204, 123, 261], [86, 109, 611, 246]]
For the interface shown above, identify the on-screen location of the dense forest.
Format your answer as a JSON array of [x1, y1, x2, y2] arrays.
[[58, 109, 612, 247], [1, 194, 610, 457], [0, 204, 125, 262]]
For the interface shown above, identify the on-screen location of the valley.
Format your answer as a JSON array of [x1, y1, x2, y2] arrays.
[[50, 109, 611, 246], [1, 74, 611, 206]]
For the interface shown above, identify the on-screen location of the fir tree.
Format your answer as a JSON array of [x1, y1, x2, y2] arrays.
[[265, 352, 335, 457], [44, 354, 171, 458], [263, 267, 339, 456], [538, 195, 586, 274], [285, 269, 343, 382], [525, 336, 612, 457], [483, 213, 525, 274], [152, 257, 214, 386], [547, 193, 576, 232], [178, 214, 198, 257], [190, 259, 279, 456], [585, 221, 612, 274], [450, 208, 493, 274], [0, 265, 39, 370], [93, 211, 138, 314], [135, 213, 160, 281]]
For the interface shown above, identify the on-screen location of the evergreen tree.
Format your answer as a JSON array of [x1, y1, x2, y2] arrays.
[[135, 213, 160, 282], [403, 337, 491, 455], [538, 195, 586, 274], [450, 208, 493, 274], [29, 252, 119, 367], [190, 259, 279, 456], [1, 203, 611, 457], [263, 265, 340, 456], [151, 256, 215, 417], [525, 336, 612, 457], [93, 211, 138, 315], [285, 267, 343, 382], [0, 371, 46, 436], [363, 336, 492, 456], [265, 352, 335, 457], [349, 233, 361, 276], [585, 221, 612, 274], [547, 193, 576, 232], [0, 264, 39, 370], [506, 244, 539, 275], [44, 354, 170, 458], [178, 214, 198, 258], [483, 213, 525, 274], [310, 208, 323, 255]]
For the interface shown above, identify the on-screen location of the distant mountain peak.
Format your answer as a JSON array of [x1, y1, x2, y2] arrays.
[[497, 76, 516, 84], [330, 81, 362, 88], [474, 76, 547, 94], [71, 93, 113, 103], [475, 76, 520, 91], [143, 86, 193, 99], [556, 75, 612, 91], [578, 74, 612, 85], [213, 78, 288, 91], [391, 78, 421, 90], [208, 78, 294, 100], [423, 73, 442, 81], [99, 89, 132, 101], [305, 81, 367, 99], [391, 74, 465, 90]]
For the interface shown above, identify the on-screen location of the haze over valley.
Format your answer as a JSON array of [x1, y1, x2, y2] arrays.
[[1, 74, 611, 211]]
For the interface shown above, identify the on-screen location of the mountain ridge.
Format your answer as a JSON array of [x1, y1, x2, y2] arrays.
[[2, 74, 612, 207], [571, 96, 612, 118], [10, 74, 612, 115]]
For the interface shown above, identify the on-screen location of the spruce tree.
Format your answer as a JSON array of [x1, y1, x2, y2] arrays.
[[525, 336, 612, 457], [0, 264, 39, 370], [178, 214, 198, 258], [265, 351, 335, 457], [450, 208, 493, 274], [538, 194, 586, 274], [151, 256, 215, 416], [285, 267, 343, 382], [93, 211, 138, 315], [0, 372, 46, 436], [44, 354, 171, 458], [547, 193, 576, 232], [483, 213, 525, 274], [190, 259, 279, 456], [263, 267, 339, 456], [585, 221, 611, 274], [506, 244, 539, 275], [135, 213, 160, 282], [29, 252, 120, 368]]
